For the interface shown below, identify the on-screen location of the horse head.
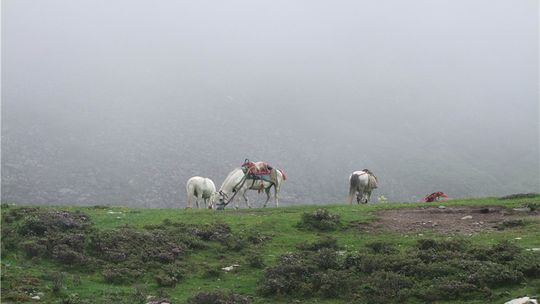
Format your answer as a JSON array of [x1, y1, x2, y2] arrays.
[[217, 190, 228, 204]]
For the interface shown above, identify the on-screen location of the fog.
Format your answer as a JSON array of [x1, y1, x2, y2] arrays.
[[2, 0, 539, 207]]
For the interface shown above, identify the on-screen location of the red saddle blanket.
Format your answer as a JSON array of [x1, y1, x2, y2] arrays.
[[423, 192, 449, 202], [241, 161, 272, 175]]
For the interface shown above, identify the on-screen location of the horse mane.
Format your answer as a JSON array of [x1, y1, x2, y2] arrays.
[[219, 168, 242, 191]]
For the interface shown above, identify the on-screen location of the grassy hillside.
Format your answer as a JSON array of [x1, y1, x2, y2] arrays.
[[1, 195, 540, 304]]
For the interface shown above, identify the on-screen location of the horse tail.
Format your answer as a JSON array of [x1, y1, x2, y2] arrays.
[[348, 174, 359, 204], [278, 169, 287, 181]]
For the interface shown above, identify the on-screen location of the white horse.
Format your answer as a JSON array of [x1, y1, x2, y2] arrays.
[[217, 167, 286, 209], [347, 169, 378, 204], [186, 176, 217, 209]]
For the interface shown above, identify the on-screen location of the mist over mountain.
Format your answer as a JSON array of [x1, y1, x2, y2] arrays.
[[2, 0, 539, 207]]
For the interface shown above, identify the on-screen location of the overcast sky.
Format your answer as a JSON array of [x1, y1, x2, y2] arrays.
[[2, 0, 539, 206]]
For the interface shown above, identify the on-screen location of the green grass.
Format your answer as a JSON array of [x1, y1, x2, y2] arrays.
[[1, 195, 539, 304]]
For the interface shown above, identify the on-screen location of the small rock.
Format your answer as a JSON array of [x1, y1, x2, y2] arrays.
[[515, 237, 522, 240], [513, 207, 532, 212], [504, 297, 538, 304], [461, 215, 473, 220], [31, 296, 40, 300], [438, 206, 446, 209], [222, 264, 240, 272]]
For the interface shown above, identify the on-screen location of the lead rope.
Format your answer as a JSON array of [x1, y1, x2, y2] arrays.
[[218, 172, 249, 209]]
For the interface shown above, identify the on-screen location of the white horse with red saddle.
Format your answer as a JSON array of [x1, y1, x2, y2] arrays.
[[217, 160, 287, 209], [347, 169, 378, 204]]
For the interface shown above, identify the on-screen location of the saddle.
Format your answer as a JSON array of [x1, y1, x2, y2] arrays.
[[242, 160, 272, 175], [423, 192, 448, 202], [241, 159, 276, 184], [356, 169, 378, 189]]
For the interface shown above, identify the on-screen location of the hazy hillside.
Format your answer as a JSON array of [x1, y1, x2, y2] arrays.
[[2, 99, 538, 207], [2, 0, 538, 207]]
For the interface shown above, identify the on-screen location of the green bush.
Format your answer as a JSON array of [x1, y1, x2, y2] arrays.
[[297, 209, 341, 231], [52, 244, 87, 265], [365, 241, 399, 254], [21, 239, 48, 258], [187, 291, 252, 304], [246, 251, 265, 268], [155, 271, 178, 287], [313, 269, 355, 298], [258, 253, 317, 296], [102, 267, 142, 284], [297, 236, 339, 251]]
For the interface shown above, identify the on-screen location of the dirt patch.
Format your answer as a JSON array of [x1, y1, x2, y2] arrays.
[[360, 206, 539, 234]]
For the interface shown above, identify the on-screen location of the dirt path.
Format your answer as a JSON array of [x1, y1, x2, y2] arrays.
[[361, 205, 539, 234]]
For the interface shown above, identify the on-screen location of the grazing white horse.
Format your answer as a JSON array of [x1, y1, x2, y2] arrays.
[[347, 169, 378, 204], [217, 167, 286, 209], [186, 176, 217, 209]]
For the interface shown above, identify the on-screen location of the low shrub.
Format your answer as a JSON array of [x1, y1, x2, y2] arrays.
[[416, 239, 468, 252], [102, 267, 142, 284], [365, 241, 399, 254], [464, 261, 524, 286], [313, 269, 355, 298], [297, 236, 339, 251], [497, 219, 525, 230], [187, 291, 252, 304], [18, 210, 91, 236], [245, 251, 265, 268], [297, 209, 341, 231], [415, 279, 484, 301], [359, 271, 414, 302], [258, 238, 538, 302], [500, 193, 538, 200], [155, 271, 178, 287], [21, 239, 48, 258], [51, 244, 87, 265], [203, 267, 222, 279], [313, 248, 340, 270], [48, 272, 66, 293], [258, 253, 317, 296]]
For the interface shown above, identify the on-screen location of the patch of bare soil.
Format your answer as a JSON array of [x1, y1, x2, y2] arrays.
[[360, 205, 539, 234]]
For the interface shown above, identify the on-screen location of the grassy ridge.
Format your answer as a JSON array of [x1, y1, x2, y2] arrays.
[[1, 196, 540, 303]]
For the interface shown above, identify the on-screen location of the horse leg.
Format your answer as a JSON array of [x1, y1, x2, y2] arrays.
[[365, 190, 372, 204], [242, 189, 251, 208], [356, 189, 363, 204], [263, 187, 271, 208], [274, 184, 279, 208], [195, 193, 202, 208], [360, 190, 368, 204]]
